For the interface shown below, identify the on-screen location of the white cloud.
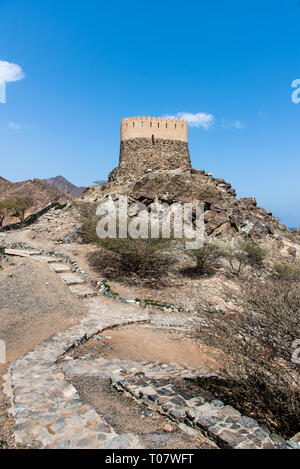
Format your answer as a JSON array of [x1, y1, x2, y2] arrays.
[[164, 112, 214, 130], [0, 60, 25, 83], [8, 122, 22, 130]]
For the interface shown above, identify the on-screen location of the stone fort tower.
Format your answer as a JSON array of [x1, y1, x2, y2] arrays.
[[108, 116, 191, 183]]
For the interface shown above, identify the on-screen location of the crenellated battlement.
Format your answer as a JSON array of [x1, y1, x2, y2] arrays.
[[121, 116, 188, 142]]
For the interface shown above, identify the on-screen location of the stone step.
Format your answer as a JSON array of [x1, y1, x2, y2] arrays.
[[50, 263, 72, 273], [32, 255, 63, 263], [5, 248, 41, 257], [58, 273, 85, 286], [69, 284, 97, 298]]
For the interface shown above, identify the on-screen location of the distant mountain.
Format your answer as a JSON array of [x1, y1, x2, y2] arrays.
[[43, 176, 86, 197], [0, 177, 67, 203], [0, 176, 69, 225]]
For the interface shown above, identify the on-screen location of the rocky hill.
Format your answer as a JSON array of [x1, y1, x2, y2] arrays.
[[43, 175, 86, 197], [84, 167, 300, 260]]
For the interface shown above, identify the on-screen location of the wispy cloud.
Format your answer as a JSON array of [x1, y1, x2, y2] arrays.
[[0, 60, 25, 83], [8, 122, 22, 130], [221, 118, 246, 130], [164, 112, 245, 131], [164, 112, 215, 130]]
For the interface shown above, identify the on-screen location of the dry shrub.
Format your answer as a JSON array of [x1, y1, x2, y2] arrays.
[[225, 240, 267, 276], [185, 243, 225, 276], [76, 200, 173, 278], [74, 201, 99, 244], [239, 240, 267, 266], [12, 196, 35, 222], [0, 201, 14, 226], [274, 262, 300, 282], [133, 173, 223, 202], [195, 276, 300, 438], [93, 237, 172, 277]]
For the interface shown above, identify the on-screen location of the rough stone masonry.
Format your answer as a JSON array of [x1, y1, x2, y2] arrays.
[[108, 116, 191, 184]]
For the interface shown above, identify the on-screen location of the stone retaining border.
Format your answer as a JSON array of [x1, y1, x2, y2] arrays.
[[110, 370, 297, 450]]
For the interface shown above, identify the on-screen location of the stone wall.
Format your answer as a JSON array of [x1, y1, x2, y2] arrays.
[[108, 137, 191, 184]]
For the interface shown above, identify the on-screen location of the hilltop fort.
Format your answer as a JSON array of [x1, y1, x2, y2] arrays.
[[108, 116, 191, 184]]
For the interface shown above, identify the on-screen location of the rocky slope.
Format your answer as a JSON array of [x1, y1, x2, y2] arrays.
[[83, 167, 300, 259]]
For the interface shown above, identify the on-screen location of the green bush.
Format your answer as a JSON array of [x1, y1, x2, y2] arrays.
[[12, 196, 35, 222], [239, 240, 267, 266], [225, 240, 267, 275], [274, 262, 300, 281], [185, 242, 225, 275]]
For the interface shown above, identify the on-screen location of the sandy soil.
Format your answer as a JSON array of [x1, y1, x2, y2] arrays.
[[0, 256, 84, 363], [68, 323, 220, 371]]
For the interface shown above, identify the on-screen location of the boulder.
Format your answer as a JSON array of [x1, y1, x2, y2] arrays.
[[206, 211, 230, 233], [239, 197, 257, 208]]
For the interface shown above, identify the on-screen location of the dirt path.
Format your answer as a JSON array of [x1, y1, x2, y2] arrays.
[[0, 255, 85, 447]]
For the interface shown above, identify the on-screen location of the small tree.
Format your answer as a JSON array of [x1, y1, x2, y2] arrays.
[[12, 196, 35, 222], [0, 200, 14, 226]]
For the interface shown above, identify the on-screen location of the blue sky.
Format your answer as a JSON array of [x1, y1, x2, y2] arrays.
[[0, 0, 299, 226]]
